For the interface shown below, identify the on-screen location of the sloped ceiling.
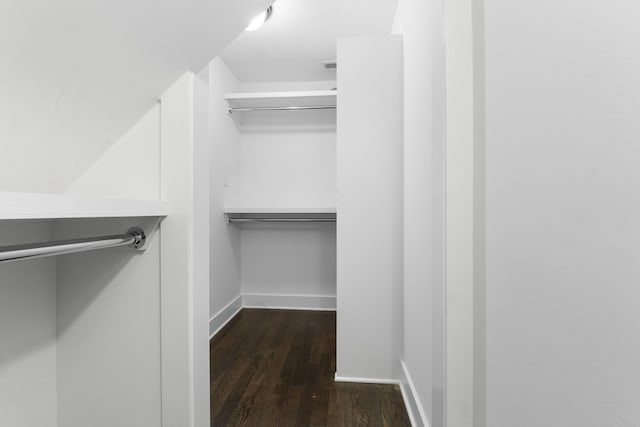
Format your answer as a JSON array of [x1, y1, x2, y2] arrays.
[[221, 0, 399, 82], [0, 0, 272, 193]]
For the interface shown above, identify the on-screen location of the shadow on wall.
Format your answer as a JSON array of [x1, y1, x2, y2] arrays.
[[0, 254, 57, 369], [54, 217, 161, 338], [0, 217, 159, 369], [55, 249, 137, 338]]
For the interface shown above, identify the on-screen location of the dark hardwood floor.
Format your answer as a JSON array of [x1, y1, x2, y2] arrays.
[[210, 309, 411, 427]]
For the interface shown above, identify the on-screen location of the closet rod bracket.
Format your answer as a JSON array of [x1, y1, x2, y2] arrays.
[[127, 226, 146, 249]]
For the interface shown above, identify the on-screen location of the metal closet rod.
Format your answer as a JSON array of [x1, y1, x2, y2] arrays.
[[0, 227, 146, 264], [228, 105, 336, 113]]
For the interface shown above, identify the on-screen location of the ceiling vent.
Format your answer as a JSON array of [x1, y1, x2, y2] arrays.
[[323, 61, 337, 70]]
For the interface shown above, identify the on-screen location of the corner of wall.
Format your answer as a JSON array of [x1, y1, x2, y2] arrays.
[[400, 360, 431, 427], [209, 294, 243, 338]]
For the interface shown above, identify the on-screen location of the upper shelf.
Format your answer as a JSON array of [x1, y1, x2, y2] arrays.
[[0, 192, 170, 221], [223, 207, 336, 223], [224, 90, 337, 113]]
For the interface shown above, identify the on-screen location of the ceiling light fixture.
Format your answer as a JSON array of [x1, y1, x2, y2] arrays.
[[245, 6, 273, 32]]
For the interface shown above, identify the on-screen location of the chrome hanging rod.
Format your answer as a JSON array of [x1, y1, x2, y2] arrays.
[[228, 105, 336, 113], [228, 218, 336, 223], [0, 227, 146, 264]]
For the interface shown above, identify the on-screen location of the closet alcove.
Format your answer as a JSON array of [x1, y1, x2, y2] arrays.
[[0, 0, 403, 425], [0, 194, 168, 426], [207, 0, 403, 394], [208, 70, 339, 323], [0, 72, 208, 427]]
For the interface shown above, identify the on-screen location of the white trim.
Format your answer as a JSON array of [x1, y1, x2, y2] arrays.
[[0, 191, 169, 220], [242, 293, 336, 311], [223, 206, 336, 214], [209, 295, 243, 338], [400, 361, 430, 427], [334, 374, 399, 385]]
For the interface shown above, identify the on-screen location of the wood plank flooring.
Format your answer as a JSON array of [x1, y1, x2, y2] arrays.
[[210, 309, 411, 427]]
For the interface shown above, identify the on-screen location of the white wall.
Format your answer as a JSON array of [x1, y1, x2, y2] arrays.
[[208, 57, 242, 333], [241, 223, 336, 298], [65, 105, 161, 200], [0, 222, 57, 427], [336, 35, 403, 382], [442, 0, 479, 424], [55, 218, 162, 427], [237, 116, 337, 307], [484, 1, 640, 426], [239, 126, 336, 208], [223, 78, 337, 310], [392, 0, 446, 424], [56, 101, 163, 427]]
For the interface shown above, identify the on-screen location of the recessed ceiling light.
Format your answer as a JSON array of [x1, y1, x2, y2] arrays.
[[245, 6, 273, 32]]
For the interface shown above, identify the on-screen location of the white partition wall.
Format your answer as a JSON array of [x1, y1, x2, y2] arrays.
[[336, 35, 403, 382], [392, 0, 446, 424], [160, 72, 211, 427]]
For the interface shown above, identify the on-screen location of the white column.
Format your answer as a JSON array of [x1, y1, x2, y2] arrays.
[[336, 35, 404, 382], [160, 72, 211, 427]]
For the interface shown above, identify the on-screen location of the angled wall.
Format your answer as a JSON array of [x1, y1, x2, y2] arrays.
[[0, 0, 273, 194]]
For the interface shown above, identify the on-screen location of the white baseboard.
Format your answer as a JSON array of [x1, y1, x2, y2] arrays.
[[209, 295, 242, 338], [242, 293, 336, 311], [400, 361, 429, 427], [334, 374, 399, 385], [210, 293, 335, 338]]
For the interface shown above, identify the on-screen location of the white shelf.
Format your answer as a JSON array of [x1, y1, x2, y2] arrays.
[[0, 192, 170, 220], [223, 207, 336, 223], [224, 90, 336, 111], [224, 207, 335, 214]]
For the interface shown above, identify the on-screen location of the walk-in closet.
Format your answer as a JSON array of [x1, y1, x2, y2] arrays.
[[2, 0, 427, 426], [208, 65, 338, 322], [6, 0, 640, 425], [206, 0, 406, 423]]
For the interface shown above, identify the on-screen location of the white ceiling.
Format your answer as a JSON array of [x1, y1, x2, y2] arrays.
[[0, 0, 271, 193], [220, 0, 399, 83]]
